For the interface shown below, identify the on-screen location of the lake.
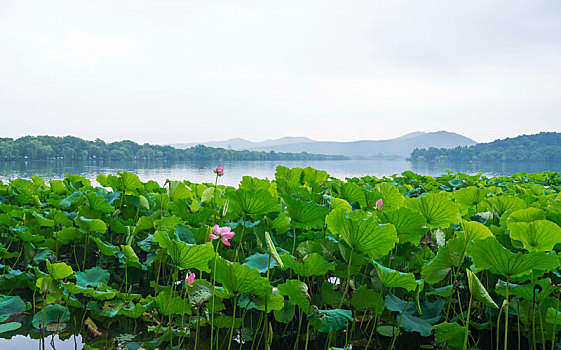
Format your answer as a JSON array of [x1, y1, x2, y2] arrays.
[[1, 159, 561, 186]]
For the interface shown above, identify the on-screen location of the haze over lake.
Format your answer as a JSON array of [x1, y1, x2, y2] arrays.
[[1, 159, 560, 187]]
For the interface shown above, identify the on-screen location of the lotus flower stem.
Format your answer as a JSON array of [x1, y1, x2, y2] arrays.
[[504, 277, 509, 350], [338, 247, 354, 308], [389, 300, 410, 350], [212, 173, 218, 225], [551, 291, 560, 350], [463, 294, 473, 350], [365, 287, 385, 350], [496, 300, 504, 350], [210, 240, 220, 350], [227, 295, 238, 350]]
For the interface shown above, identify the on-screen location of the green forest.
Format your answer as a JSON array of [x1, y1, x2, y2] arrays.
[[409, 132, 561, 162], [0, 136, 345, 162]]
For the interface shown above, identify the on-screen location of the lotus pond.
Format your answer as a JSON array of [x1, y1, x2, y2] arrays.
[[1, 166, 561, 349]]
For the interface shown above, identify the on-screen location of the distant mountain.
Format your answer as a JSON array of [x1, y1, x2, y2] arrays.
[[172, 131, 476, 158], [172, 136, 314, 150], [409, 132, 561, 162]]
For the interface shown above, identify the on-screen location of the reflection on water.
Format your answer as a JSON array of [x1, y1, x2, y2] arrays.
[[1, 159, 561, 186]]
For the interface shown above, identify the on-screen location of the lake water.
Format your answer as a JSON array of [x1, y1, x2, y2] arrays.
[[1, 159, 561, 186]]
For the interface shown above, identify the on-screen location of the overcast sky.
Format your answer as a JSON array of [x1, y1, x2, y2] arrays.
[[1, 0, 560, 144]]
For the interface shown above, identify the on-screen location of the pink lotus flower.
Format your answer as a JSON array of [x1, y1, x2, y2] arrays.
[[375, 198, 383, 210], [185, 272, 195, 287], [213, 166, 224, 177], [209, 225, 235, 246]]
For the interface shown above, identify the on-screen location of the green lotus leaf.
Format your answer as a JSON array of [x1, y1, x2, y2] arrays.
[[339, 182, 366, 209], [280, 253, 335, 278], [121, 245, 140, 263], [75, 216, 107, 233], [468, 237, 559, 278], [188, 279, 213, 306], [274, 300, 295, 323], [55, 227, 85, 245], [59, 191, 82, 208], [84, 192, 115, 214], [308, 309, 353, 333], [405, 193, 460, 229], [466, 269, 498, 309], [226, 189, 281, 218], [90, 237, 119, 257], [426, 285, 454, 298], [277, 280, 313, 314], [377, 207, 426, 245], [507, 207, 546, 225], [457, 221, 493, 242], [302, 167, 329, 188], [372, 260, 422, 292], [350, 285, 384, 313], [62, 282, 117, 300], [239, 176, 274, 193], [46, 260, 74, 280], [453, 186, 489, 208], [153, 231, 214, 272], [36, 276, 63, 304], [509, 220, 561, 252], [49, 179, 66, 195], [154, 216, 182, 233], [433, 321, 468, 349], [167, 181, 192, 201], [32, 304, 70, 329], [254, 287, 285, 312], [376, 325, 401, 338], [384, 293, 442, 337], [281, 195, 329, 230], [12, 227, 43, 243], [275, 166, 303, 184], [270, 212, 292, 234], [155, 289, 191, 316], [215, 257, 271, 297], [243, 252, 277, 273], [0, 295, 27, 322], [32, 212, 54, 227], [0, 322, 21, 334], [369, 182, 404, 210], [75, 267, 110, 288], [133, 215, 156, 235], [265, 231, 284, 268], [546, 308, 561, 325], [326, 208, 397, 258], [495, 278, 558, 304], [486, 195, 526, 217], [422, 238, 466, 285]]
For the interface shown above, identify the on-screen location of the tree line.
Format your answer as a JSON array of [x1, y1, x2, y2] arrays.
[[0, 136, 346, 161], [409, 132, 561, 162]]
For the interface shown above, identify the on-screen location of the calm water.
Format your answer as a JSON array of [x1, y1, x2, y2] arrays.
[[1, 159, 561, 187]]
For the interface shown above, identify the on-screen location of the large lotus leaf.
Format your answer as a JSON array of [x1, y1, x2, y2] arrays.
[[155, 289, 191, 316], [75, 216, 107, 233], [326, 208, 397, 258], [275, 166, 303, 184], [121, 245, 140, 263], [433, 321, 468, 349], [75, 267, 110, 288], [0, 322, 21, 334], [167, 181, 192, 201], [351, 285, 384, 313], [153, 231, 214, 272], [457, 221, 493, 242], [91, 237, 119, 257], [243, 252, 277, 273], [277, 279, 313, 314], [35, 277, 63, 304], [281, 195, 329, 230], [377, 207, 426, 245], [265, 231, 283, 268], [372, 260, 422, 292], [280, 253, 335, 278], [84, 192, 115, 214], [486, 195, 526, 216], [302, 167, 329, 187], [32, 304, 70, 329], [495, 278, 558, 304], [422, 238, 466, 285], [368, 182, 404, 210], [509, 220, 561, 252], [215, 257, 271, 297], [308, 309, 353, 333], [46, 261, 74, 280], [0, 295, 27, 322], [507, 207, 546, 225], [468, 237, 559, 279], [117, 172, 144, 194], [133, 215, 157, 235], [55, 227, 85, 244], [62, 282, 117, 300], [226, 189, 281, 218], [466, 269, 498, 309], [154, 216, 182, 233], [32, 212, 54, 227], [188, 279, 213, 306], [384, 293, 442, 337], [405, 193, 460, 229], [453, 186, 489, 208], [339, 182, 366, 209], [239, 176, 274, 193], [274, 300, 295, 323], [254, 287, 285, 312]]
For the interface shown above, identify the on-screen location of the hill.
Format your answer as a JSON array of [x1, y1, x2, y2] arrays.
[[409, 132, 561, 162], [172, 136, 314, 150], [172, 131, 475, 158], [0, 136, 346, 162]]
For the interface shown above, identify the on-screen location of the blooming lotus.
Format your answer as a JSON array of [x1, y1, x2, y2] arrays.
[[214, 166, 224, 177], [185, 272, 196, 287], [209, 225, 235, 246], [375, 198, 383, 210]]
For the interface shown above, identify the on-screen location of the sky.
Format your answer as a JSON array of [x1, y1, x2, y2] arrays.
[[1, 0, 560, 145]]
